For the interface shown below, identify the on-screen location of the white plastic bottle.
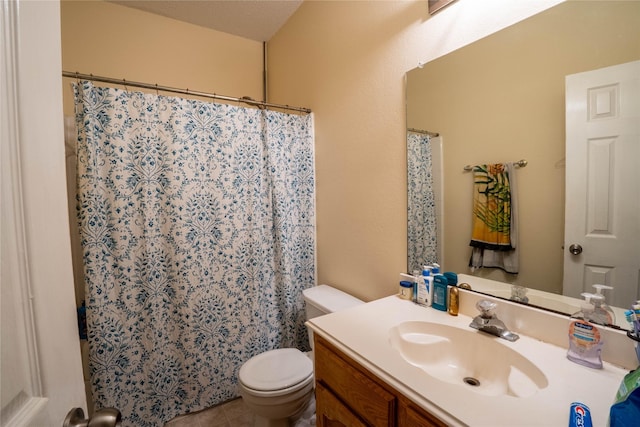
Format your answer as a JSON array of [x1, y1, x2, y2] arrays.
[[431, 263, 441, 275], [591, 284, 616, 325], [416, 266, 433, 307]]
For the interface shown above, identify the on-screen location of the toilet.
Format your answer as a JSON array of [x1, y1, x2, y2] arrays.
[[238, 285, 364, 427]]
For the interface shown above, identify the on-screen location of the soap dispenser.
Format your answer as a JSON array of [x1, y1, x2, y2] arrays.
[[590, 284, 616, 326], [567, 294, 603, 369], [571, 294, 596, 320], [431, 263, 441, 275]]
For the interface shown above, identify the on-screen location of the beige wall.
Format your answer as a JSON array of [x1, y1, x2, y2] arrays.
[[61, 0, 264, 116], [61, 0, 564, 303], [61, 0, 264, 302], [407, 1, 640, 294], [268, 0, 563, 301]]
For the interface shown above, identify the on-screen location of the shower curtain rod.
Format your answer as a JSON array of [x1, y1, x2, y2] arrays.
[[408, 127, 440, 137], [62, 71, 312, 114]]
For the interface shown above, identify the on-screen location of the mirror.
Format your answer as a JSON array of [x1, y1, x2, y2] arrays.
[[406, 1, 640, 329]]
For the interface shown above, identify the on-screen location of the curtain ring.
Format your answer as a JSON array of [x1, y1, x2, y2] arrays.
[[122, 78, 129, 92]]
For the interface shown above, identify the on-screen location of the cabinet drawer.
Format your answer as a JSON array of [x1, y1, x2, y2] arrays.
[[316, 382, 367, 427], [315, 336, 396, 427]]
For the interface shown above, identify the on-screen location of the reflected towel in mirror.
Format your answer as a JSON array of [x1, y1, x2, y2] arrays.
[[469, 163, 519, 274]]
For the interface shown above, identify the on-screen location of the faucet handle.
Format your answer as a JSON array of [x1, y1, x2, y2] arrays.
[[476, 300, 497, 318]]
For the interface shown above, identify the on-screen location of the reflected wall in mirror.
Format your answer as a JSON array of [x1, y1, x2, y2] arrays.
[[406, 1, 640, 329]]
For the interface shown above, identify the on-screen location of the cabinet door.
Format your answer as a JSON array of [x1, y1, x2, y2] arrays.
[[398, 396, 448, 427], [316, 382, 367, 427], [315, 336, 396, 426]]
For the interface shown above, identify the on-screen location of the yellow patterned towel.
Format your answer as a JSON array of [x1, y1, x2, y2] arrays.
[[470, 163, 513, 250]]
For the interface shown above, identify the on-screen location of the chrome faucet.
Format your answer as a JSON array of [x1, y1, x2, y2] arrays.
[[469, 300, 519, 342]]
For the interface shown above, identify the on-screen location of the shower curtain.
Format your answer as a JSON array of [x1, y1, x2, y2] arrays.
[[73, 81, 315, 426], [407, 131, 438, 273]]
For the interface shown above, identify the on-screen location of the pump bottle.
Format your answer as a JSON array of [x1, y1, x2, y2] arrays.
[[590, 284, 616, 325], [567, 294, 603, 369], [416, 266, 433, 306]]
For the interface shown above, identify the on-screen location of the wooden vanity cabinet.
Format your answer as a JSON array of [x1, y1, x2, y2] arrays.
[[314, 335, 447, 427]]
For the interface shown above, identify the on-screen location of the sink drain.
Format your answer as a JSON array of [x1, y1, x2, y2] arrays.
[[463, 377, 481, 387]]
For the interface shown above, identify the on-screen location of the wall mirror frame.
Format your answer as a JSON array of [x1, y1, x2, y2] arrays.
[[406, 1, 640, 330]]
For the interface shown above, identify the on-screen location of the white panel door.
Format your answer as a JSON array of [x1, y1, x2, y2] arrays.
[[1, 0, 87, 425], [564, 60, 640, 308]]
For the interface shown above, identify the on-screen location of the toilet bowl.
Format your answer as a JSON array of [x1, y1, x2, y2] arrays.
[[238, 285, 364, 427], [238, 348, 314, 427]]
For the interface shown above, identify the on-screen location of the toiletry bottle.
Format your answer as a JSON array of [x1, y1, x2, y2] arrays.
[[570, 294, 594, 321], [448, 286, 459, 316], [412, 270, 421, 303], [431, 263, 441, 275], [415, 266, 433, 307], [399, 281, 414, 300], [443, 271, 458, 287], [624, 309, 635, 328], [424, 266, 435, 306], [443, 271, 459, 315], [567, 295, 603, 369], [569, 403, 593, 427], [591, 284, 616, 325], [632, 304, 640, 334], [432, 274, 448, 311]]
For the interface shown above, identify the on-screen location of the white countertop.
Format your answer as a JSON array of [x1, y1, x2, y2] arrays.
[[308, 295, 628, 426]]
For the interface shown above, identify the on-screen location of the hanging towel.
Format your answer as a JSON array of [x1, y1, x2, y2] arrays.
[[469, 163, 519, 274]]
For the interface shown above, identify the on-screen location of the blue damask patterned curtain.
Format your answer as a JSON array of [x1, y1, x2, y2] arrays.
[[73, 81, 315, 426], [407, 131, 438, 273]]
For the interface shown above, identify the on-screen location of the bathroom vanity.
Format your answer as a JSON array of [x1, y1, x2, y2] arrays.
[[315, 334, 445, 426], [307, 292, 632, 426]]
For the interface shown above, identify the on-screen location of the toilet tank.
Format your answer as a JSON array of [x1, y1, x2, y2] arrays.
[[302, 284, 364, 320]]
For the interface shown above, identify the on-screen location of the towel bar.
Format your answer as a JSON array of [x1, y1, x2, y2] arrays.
[[463, 159, 528, 172]]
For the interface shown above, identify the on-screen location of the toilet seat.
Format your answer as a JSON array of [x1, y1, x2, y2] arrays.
[[239, 348, 313, 396]]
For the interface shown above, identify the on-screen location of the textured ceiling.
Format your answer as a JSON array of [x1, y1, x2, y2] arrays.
[[109, 0, 304, 42]]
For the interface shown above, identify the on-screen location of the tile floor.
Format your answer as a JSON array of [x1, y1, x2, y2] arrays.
[[164, 398, 255, 427], [164, 395, 317, 427]]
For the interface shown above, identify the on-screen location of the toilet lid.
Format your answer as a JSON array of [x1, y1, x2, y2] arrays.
[[239, 348, 313, 391]]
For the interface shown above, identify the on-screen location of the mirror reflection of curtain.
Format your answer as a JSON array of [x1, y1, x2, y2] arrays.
[[407, 131, 438, 273], [73, 81, 315, 426]]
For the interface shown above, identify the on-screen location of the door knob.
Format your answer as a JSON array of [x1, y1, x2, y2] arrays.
[[64, 407, 121, 427], [569, 244, 583, 255]]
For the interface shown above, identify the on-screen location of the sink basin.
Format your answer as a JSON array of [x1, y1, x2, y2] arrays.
[[389, 321, 549, 398]]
